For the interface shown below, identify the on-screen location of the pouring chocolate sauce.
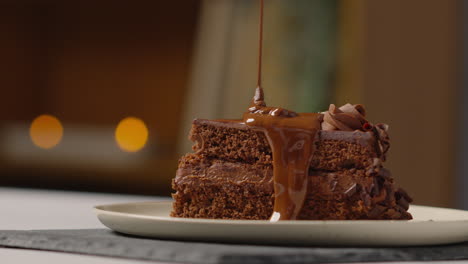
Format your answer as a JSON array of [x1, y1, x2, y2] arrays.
[[243, 0, 321, 221]]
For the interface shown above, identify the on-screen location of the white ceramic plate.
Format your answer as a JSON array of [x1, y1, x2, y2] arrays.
[[94, 201, 468, 246]]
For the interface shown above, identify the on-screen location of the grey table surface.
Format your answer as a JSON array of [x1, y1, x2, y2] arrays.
[[0, 187, 170, 264], [1, 187, 467, 264]]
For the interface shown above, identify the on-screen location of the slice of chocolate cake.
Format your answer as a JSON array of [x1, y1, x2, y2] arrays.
[[171, 96, 413, 220]]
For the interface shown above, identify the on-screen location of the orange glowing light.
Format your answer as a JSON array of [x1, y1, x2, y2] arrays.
[[30, 114, 64, 149], [115, 117, 149, 152]]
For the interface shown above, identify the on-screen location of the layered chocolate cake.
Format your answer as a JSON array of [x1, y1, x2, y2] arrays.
[[171, 91, 412, 220], [171, 0, 411, 221]]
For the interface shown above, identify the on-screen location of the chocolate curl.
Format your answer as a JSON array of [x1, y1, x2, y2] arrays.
[[375, 123, 389, 132], [353, 104, 366, 116], [323, 104, 349, 130], [339, 103, 367, 124], [322, 104, 366, 131], [333, 113, 362, 130], [321, 115, 336, 130], [372, 188, 387, 204]]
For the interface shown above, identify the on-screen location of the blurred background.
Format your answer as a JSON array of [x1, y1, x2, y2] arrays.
[[0, 0, 464, 209]]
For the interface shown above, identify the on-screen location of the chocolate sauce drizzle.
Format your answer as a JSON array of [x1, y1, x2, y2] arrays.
[[242, 0, 321, 221], [243, 110, 321, 221], [257, 0, 264, 89]]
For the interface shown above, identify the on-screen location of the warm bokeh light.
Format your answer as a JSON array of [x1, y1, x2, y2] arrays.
[[115, 117, 149, 152], [30, 114, 64, 149]]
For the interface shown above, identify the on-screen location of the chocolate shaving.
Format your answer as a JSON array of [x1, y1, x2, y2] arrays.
[[344, 183, 357, 197], [397, 197, 410, 211], [358, 186, 372, 207], [373, 123, 390, 161], [386, 209, 402, 219], [396, 188, 413, 203], [372, 188, 387, 204], [370, 178, 380, 197], [368, 205, 386, 218]]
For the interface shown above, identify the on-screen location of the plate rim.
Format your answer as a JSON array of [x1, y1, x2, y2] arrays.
[[94, 201, 468, 225]]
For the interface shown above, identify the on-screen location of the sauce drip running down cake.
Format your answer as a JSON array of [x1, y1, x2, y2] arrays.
[[171, 0, 412, 220]]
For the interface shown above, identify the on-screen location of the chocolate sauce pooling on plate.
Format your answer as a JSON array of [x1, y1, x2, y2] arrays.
[[241, 0, 321, 221]]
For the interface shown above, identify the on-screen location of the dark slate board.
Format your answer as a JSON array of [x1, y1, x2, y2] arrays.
[[0, 229, 467, 264]]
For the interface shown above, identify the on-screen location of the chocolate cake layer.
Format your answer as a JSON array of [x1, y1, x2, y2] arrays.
[[190, 119, 380, 171], [172, 156, 411, 220]]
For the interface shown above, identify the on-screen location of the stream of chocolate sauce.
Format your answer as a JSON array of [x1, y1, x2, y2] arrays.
[[242, 0, 322, 221]]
